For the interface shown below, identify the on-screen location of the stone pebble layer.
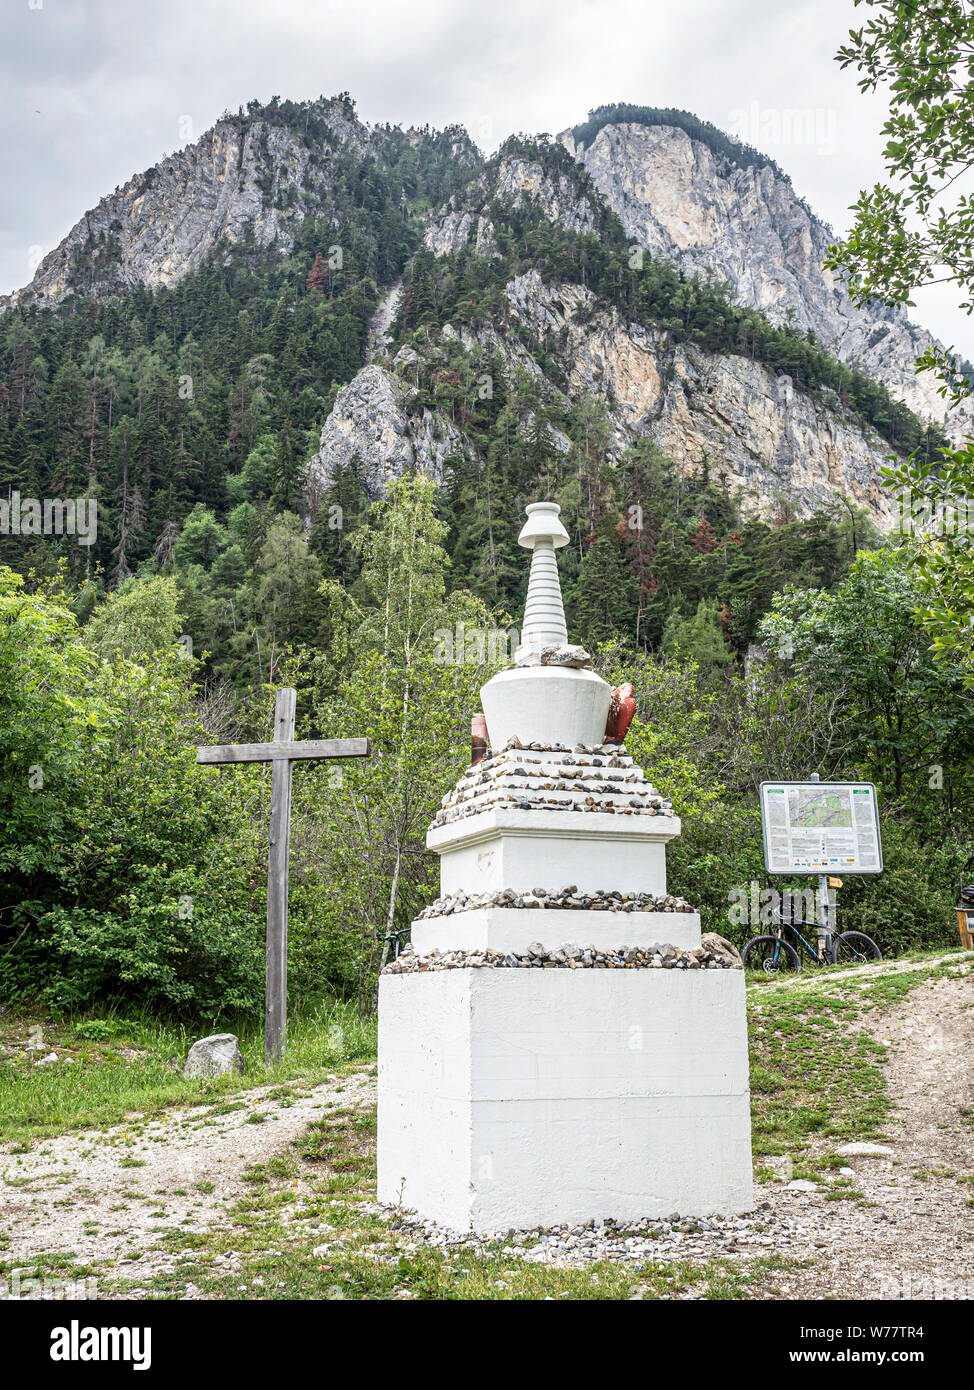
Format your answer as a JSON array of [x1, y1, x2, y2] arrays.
[[382, 940, 741, 974], [369, 1201, 797, 1271], [431, 740, 673, 829], [417, 886, 693, 919]]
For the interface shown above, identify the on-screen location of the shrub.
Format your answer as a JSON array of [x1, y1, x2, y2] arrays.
[[0, 569, 265, 1019], [835, 818, 967, 955]]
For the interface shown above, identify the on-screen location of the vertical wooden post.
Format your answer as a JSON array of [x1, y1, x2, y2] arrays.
[[266, 688, 296, 1065], [197, 693, 369, 1067]]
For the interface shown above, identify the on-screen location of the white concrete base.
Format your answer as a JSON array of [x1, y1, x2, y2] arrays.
[[411, 907, 701, 955], [429, 807, 681, 899], [377, 968, 753, 1232]]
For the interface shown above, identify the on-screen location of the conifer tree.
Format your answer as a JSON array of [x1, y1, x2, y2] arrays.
[[568, 520, 640, 650]]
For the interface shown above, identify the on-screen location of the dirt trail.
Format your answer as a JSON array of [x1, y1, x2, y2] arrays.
[[762, 951, 968, 992], [762, 965, 974, 1298], [0, 1070, 375, 1284]]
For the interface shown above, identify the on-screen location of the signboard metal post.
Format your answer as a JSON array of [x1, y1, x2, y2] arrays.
[[811, 773, 828, 956]]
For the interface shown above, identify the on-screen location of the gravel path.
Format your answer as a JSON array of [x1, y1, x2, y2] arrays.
[[767, 968, 974, 1299], [0, 1070, 375, 1287]]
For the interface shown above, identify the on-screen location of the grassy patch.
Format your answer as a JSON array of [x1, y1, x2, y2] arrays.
[[99, 1102, 790, 1302], [0, 1001, 376, 1143]]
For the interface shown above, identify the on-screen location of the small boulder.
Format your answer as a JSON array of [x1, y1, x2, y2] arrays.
[[701, 932, 743, 967], [539, 644, 593, 669], [183, 1033, 244, 1079]]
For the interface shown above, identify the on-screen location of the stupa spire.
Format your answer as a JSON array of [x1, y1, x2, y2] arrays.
[[515, 501, 570, 663]]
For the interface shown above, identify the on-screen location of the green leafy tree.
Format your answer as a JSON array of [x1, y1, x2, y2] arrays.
[[825, 0, 974, 671], [0, 566, 265, 1016], [758, 548, 974, 804], [568, 521, 639, 649], [305, 476, 506, 1007], [85, 574, 187, 663], [662, 597, 732, 674], [173, 504, 229, 569]]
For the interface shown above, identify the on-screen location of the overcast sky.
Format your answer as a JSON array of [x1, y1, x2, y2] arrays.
[[2, 0, 969, 354]]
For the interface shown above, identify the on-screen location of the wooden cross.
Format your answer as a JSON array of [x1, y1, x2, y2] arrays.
[[196, 689, 369, 1064]]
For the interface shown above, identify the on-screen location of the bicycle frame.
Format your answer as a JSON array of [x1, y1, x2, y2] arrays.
[[752, 903, 879, 972], [383, 928, 409, 960], [769, 914, 831, 963]]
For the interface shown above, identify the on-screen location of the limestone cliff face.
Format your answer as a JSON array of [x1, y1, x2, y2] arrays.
[[424, 152, 599, 257], [310, 268, 895, 524], [561, 121, 970, 437], [508, 272, 891, 517], [424, 208, 498, 259], [308, 359, 472, 498], [0, 100, 370, 311], [490, 153, 600, 236]]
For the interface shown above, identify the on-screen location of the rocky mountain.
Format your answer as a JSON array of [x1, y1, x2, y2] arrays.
[[0, 95, 475, 312], [311, 129, 940, 527], [560, 112, 969, 438], [1, 97, 961, 536], [311, 267, 896, 526]]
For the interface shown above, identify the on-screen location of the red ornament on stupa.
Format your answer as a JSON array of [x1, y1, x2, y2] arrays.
[[604, 683, 636, 744]]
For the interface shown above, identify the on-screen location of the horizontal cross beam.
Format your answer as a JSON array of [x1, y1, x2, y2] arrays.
[[196, 737, 370, 765]]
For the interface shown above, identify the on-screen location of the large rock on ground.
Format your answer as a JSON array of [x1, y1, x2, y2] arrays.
[[700, 932, 744, 967], [183, 1033, 244, 1078]]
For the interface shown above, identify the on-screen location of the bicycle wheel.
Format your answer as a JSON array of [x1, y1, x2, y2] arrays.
[[741, 935, 803, 975], [830, 931, 882, 966]]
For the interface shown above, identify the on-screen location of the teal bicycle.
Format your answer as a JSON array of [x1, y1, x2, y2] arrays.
[[742, 907, 882, 975]]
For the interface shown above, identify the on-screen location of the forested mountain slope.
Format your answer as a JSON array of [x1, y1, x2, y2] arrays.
[[561, 104, 973, 438], [0, 94, 955, 672]]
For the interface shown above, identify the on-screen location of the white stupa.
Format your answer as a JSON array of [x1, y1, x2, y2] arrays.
[[377, 501, 752, 1232]]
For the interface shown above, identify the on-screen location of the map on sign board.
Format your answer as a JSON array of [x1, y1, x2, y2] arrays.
[[759, 782, 883, 874]]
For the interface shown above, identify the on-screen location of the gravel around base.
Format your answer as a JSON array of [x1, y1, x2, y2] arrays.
[[374, 962, 974, 1298]]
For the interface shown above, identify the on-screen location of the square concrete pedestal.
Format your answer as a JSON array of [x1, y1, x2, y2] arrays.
[[377, 966, 753, 1232]]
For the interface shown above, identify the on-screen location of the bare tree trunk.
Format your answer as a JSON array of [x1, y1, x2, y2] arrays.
[[379, 843, 402, 974]]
